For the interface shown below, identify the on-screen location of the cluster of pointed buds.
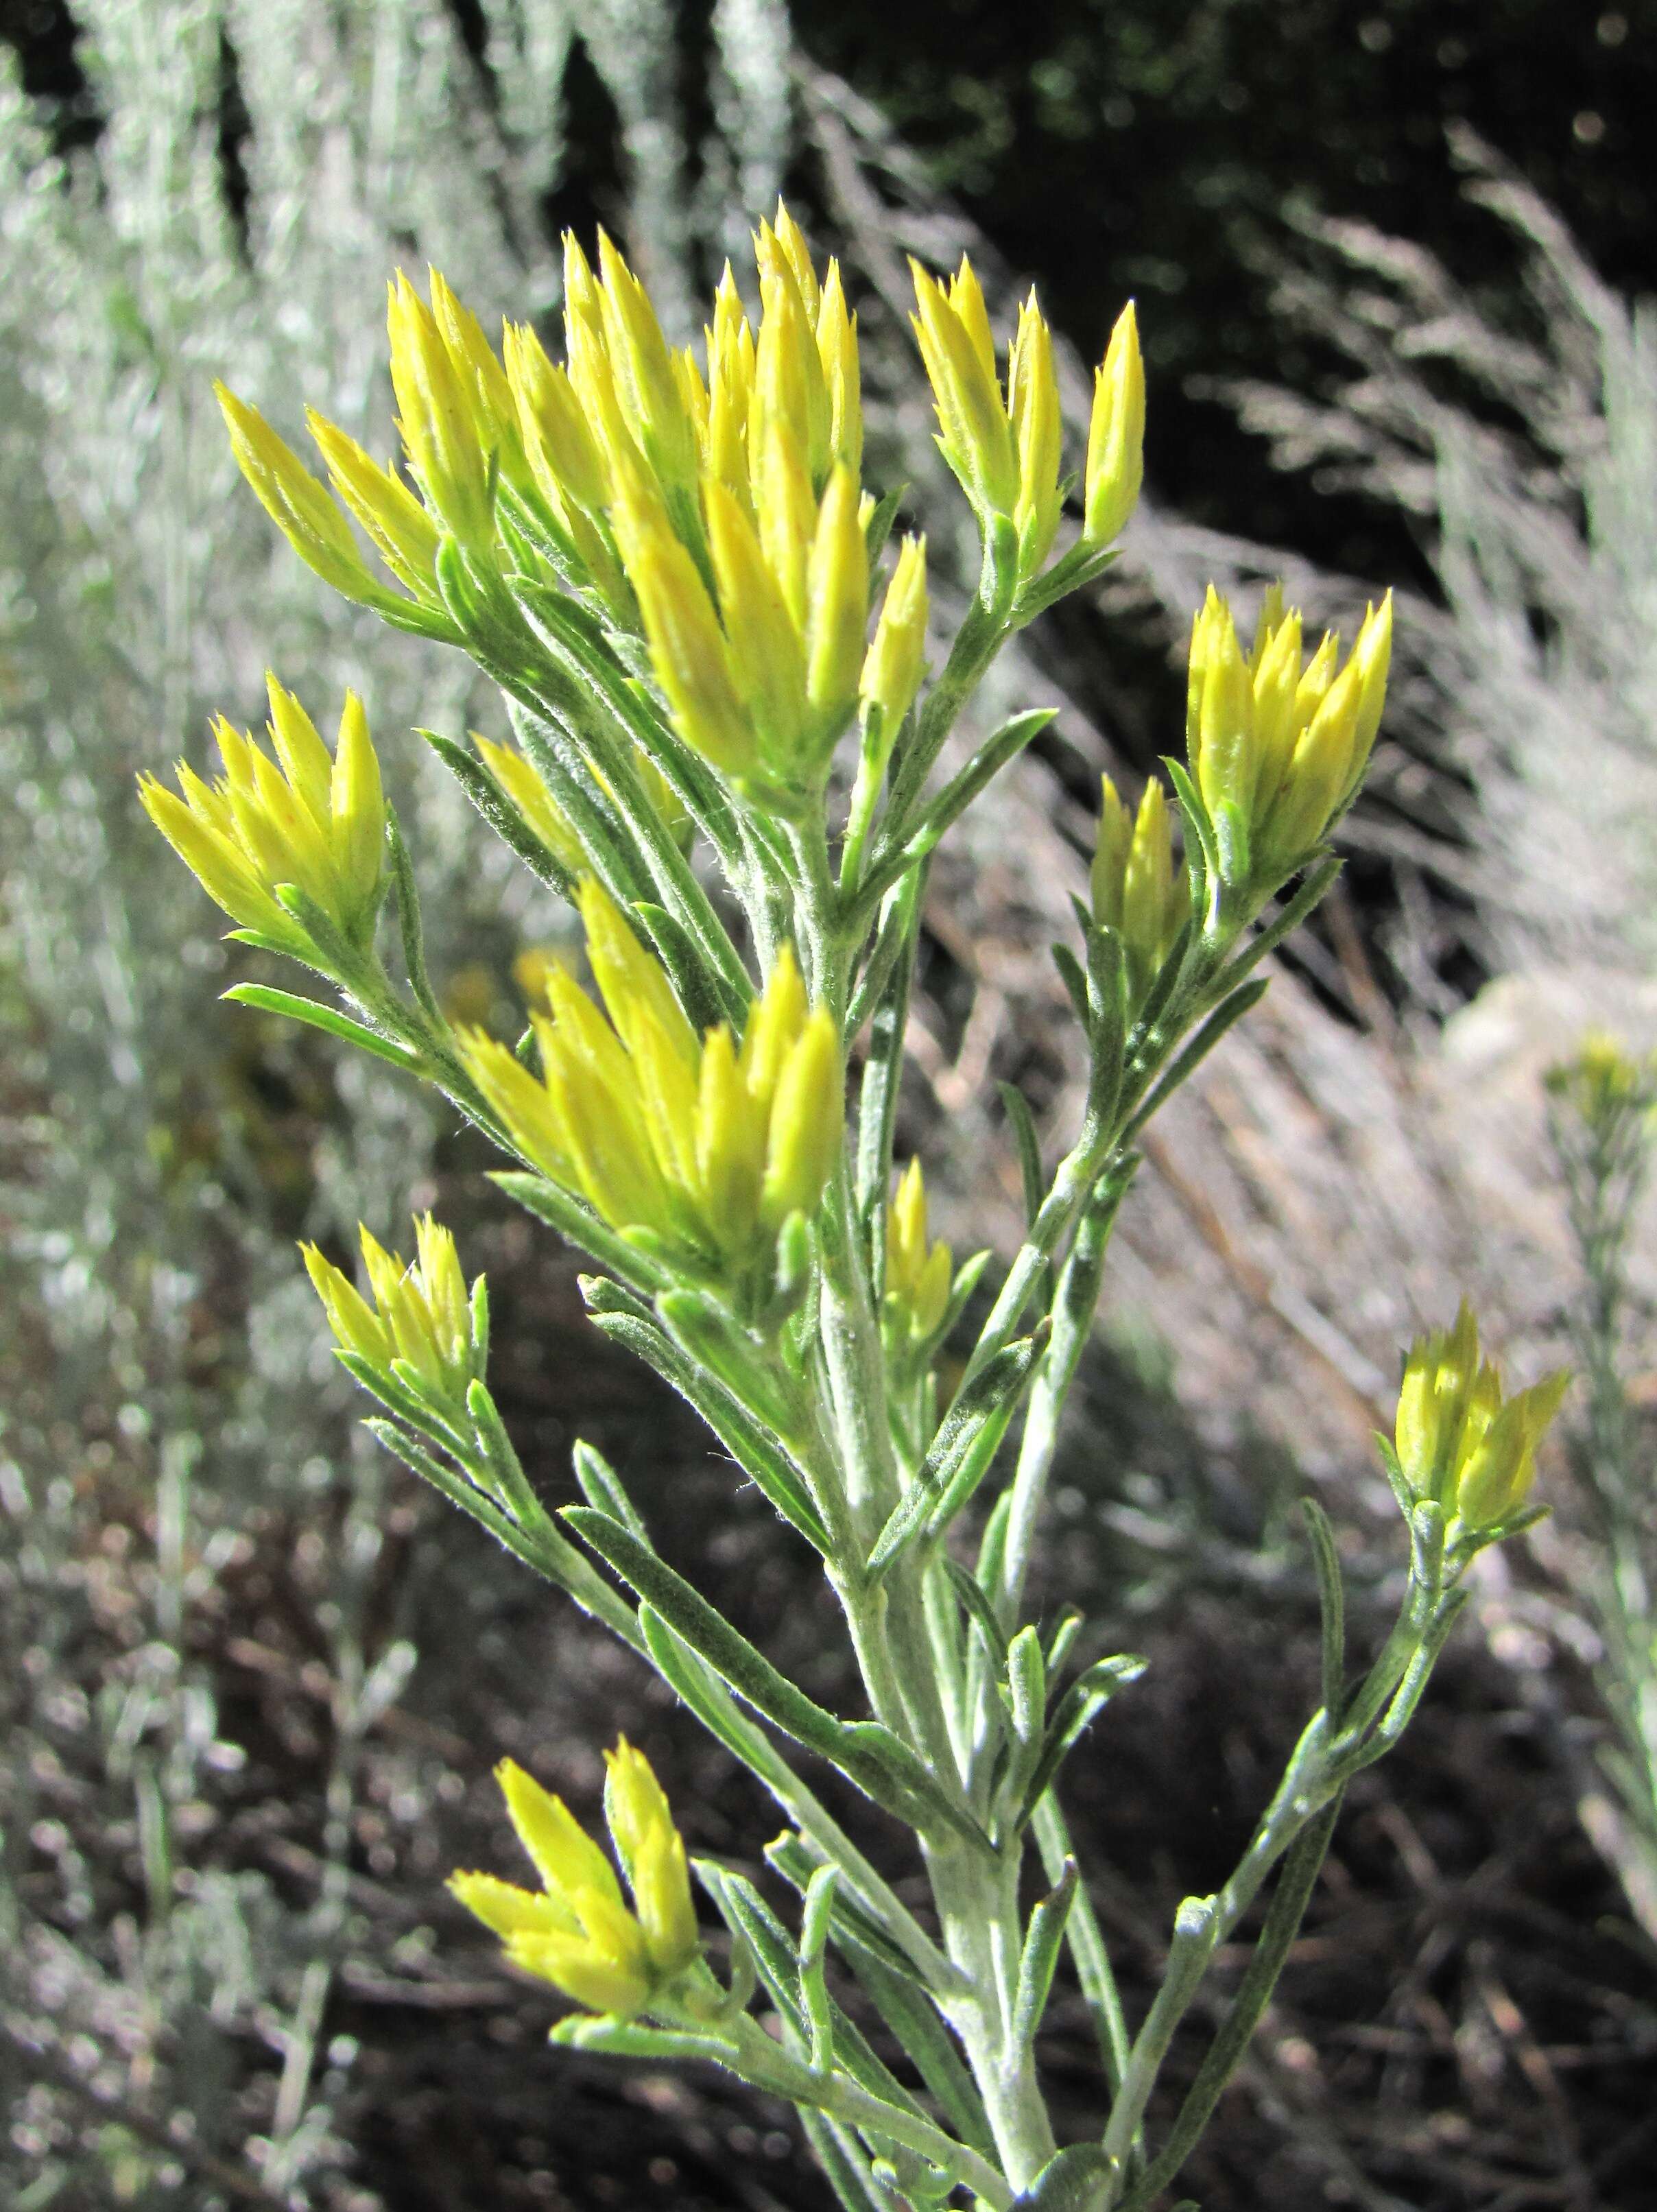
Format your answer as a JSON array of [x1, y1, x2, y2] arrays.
[[302, 1215, 486, 1417], [215, 209, 932, 811], [139, 680, 385, 965], [911, 255, 1142, 577], [884, 1159, 954, 1345], [1090, 774, 1187, 1011], [460, 881, 842, 1276], [1392, 1301, 1569, 1532], [1545, 1032, 1657, 1133], [1185, 584, 1392, 892], [450, 1745, 700, 2019]]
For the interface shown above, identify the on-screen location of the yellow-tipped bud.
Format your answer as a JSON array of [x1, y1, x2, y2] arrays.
[[1394, 1301, 1569, 1530], [861, 535, 929, 761], [1185, 584, 1393, 884], [602, 1739, 699, 1973], [1010, 291, 1063, 575], [885, 1159, 953, 1341], [503, 321, 611, 519], [1082, 303, 1145, 548], [451, 1750, 698, 2020], [760, 1008, 844, 1231], [622, 519, 757, 781], [387, 272, 494, 546], [815, 260, 863, 480], [910, 257, 1018, 518], [304, 411, 442, 600], [704, 479, 809, 762], [300, 1244, 394, 1368], [804, 464, 870, 759], [754, 221, 832, 484], [1091, 775, 1185, 1008], [474, 736, 585, 875], [141, 682, 385, 956], [216, 384, 385, 605], [595, 230, 700, 497]]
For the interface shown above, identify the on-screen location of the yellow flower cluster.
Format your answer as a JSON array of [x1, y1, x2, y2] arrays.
[[451, 1744, 699, 2019], [217, 207, 932, 806], [139, 680, 384, 959], [1090, 774, 1187, 1009], [1186, 584, 1392, 883], [302, 1215, 483, 1407], [460, 882, 842, 1268], [1394, 1302, 1569, 1531], [885, 1158, 953, 1342], [1545, 1032, 1656, 1130], [911, 259, 1142, 573]]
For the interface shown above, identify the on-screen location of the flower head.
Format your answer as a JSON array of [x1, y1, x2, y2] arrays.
[[140, 679, 385, 960], [459, 885, 843, 1274], [885, 1159, 953, 1343], [1185, 582, 1392, 886], [450, 1746, 698, 2019], [1394, 1301, 1569, 1531], [302, 1215, 484, 1407]]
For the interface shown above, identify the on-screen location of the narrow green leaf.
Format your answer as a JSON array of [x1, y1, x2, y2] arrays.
[[418, 727, 579, 901], [1012, 2144, 1117, 2211], [567, 1508, 959, 1830], [1120, 977, 1269, 1143], [1014, 1656, 1148, 1832], [1010, 1859, 1078, 2052], [999, 1082, 1045, 1232], [223, 984, 420, 1071], [572, 1438, 651, 1545], [1299, 1496, 1347, 1719]]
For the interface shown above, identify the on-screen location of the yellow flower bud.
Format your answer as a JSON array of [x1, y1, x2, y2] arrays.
[[1010, 291, 1063, 575], [386, 272, 494, 545], [885, 1159, 953, 1340], [861, 534, 929, 760], [304, 410, 442, 600], [474, 736, 586, 875], [595, 229, 700, 498], [1093, 775, 1185, 1008], [704, 478, 808, 762], [804, 464, 870, 758], [215, 383, 385, 605], [767, 202, 823, 318], [462, 915, 839, 1272], [754, 222, 832, 485], [911, 257, 1018, 519], [502, 320, 611, 519], [754, 416, 817, 637], [603, 1739, 700, 1972], [761, 1008, 844, 1230], [300, 1243, 394, 1368], [302, 1213, 483, 1402], [1082, 302, 1145, 549], [428, 268, 527, 492], [623, 519, 758, 779], [815, 260, 863, 481], [450, 1753, 697, 2021]]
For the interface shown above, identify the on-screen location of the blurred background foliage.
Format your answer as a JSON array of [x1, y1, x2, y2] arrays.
[[3, 2, 1657, 2207]]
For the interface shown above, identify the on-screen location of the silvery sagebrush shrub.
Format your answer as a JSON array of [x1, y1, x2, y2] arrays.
[[145, 203, 1571, 2211], [0, 0, 792, 2197], [1545, 1036, 1657, 1947]]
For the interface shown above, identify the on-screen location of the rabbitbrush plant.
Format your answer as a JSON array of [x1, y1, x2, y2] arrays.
[[143, 208, 1567, 2210]]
